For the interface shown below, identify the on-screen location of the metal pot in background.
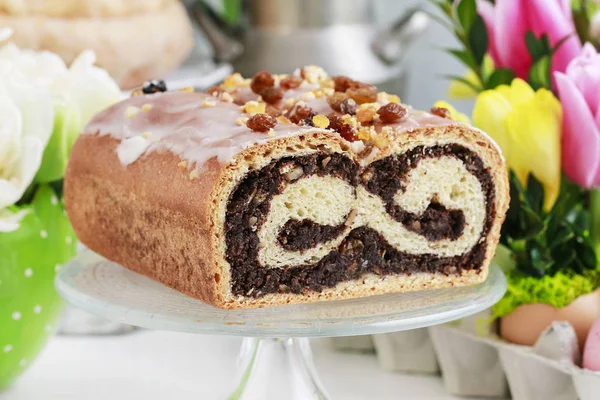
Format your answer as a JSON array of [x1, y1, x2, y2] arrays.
[[191, 0, 428, 98]]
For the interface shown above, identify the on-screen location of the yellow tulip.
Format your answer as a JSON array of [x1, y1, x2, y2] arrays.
[[473, 79, 562, 211], [433, 100, 471, 124], [448, 55, 495, 99]]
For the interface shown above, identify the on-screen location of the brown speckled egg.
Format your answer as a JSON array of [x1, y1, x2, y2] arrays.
[[500, 289, 600, 348]]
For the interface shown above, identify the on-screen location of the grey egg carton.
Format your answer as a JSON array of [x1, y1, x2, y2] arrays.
[[332, 317, 600, 399]]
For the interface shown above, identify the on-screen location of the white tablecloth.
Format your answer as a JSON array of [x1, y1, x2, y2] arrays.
[[3, 330, 489, 400]]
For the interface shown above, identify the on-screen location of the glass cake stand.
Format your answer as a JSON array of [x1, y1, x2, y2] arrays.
[[55, 251, 507, 399]]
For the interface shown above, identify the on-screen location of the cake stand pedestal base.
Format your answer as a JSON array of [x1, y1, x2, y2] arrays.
[[225, 337, 329, 400], [55, 251, 506, 399]]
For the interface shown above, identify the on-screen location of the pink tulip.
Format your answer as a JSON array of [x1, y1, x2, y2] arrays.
[[555, 43, 600, 188], [476, 0, 582, 80]]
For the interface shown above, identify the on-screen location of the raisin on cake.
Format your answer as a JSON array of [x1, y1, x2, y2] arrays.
[[64, 66, 509, 309]]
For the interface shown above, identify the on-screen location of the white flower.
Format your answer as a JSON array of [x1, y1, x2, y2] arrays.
[[0, 32, 121, 232]]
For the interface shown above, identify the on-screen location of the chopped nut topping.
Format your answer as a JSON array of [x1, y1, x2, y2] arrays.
[[301, 91, 316, 101], [236, 116, 249, 126], [376, 92, 401, 105], [178, 87, 194, 93], [125, 106, 140, 118], [431, 106, 452, 119], [131, 89, 143, 97], [327, 92, 347, 112], [242, 100, 266, 115], [189, 170, 200, 180], [320, 77, 335, 89], [277, 115, 292, 124], [340, 98, 358, 115], [322, 87, 334, 96], [377, 102, 407, 123], [284, 98, 296, 108], [141, 104, 153, 112], [267, 128, 276, 137], [223, 73, 244, 89], [356, 103, 380, 123], [312, 114, 330, 129], [221, 92, 234, 103], [246, 113, 277, 132], [301, 65, 328, 84], [381, 126, 394, 136], [202, 99, 216, 107], [141, 131, 153, 139], [178, 160, 187, 169], [342, 114, 359, 127], [357, 125, 376, 141], [249, 216, 258, 226], [206, 85, 225, 97], [321, 156, 331, 167]]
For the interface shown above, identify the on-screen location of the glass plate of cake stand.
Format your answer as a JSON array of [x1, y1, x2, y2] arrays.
[[55, 251, 507, 400]]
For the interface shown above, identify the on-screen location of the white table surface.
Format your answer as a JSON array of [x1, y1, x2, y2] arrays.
[[2, 330, 489, 400]]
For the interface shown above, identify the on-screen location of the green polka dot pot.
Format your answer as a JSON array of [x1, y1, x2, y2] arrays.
[[0, 185, 77, 389]]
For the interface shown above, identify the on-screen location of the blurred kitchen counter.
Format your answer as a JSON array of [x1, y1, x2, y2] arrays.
[[3, 330, 493, 400]]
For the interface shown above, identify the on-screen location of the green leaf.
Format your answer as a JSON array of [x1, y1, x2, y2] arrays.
[[519, 205, 545, 239], [443, 74, 483, 92], [468, 14, 488, 65], [446, 49, 477, 70], [547, 224, 574, 248], [485, 68, 515, 89], [529, 55, 552, 91], [526, 174, 545, 214], [525, 31, 549, 61], [35, 99, 82, 183], [457, 0, 478, 34], [549, 247, 577, 274]]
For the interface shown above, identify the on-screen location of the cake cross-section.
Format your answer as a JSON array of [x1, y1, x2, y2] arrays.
[[65, 67, 509, 309]]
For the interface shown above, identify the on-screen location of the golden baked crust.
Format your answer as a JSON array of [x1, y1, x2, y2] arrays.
[[66, 125, 508, 309], [0, 1, 193, 88]]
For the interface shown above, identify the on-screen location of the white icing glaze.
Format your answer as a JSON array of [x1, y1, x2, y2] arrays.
[[84, 92, 332, 169], [83, 85, 495, 170]]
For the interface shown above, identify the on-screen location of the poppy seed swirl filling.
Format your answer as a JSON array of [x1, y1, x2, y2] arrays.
[[225, 144, 496, 298]]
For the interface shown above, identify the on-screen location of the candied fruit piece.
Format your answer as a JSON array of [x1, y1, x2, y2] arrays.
[[251, 70, 275, 94], [356, 103, 380, 123], [261, 87, 284, 104], [312, 114, 330, 129], [142, 80, 167, 94], [346, 85, 377, 104], [377, 103, 407, 123], [286, 103, 315, 125], [430, 106, 451, 119], [224, 73, 244, 89], [246, 113, 276, 132], [280, 75, 302, 90], [332, 76, 353, 93], [242, 100, 266, 115]]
